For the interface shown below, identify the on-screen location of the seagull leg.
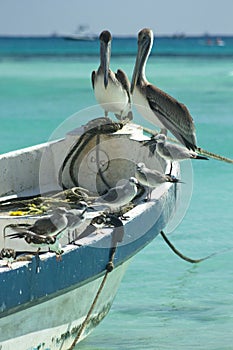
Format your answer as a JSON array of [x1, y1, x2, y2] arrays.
[[56, 253, 63, 262], [168, 162, 173, 176], [7, 261, 13, 269], [147, 188, 153, 201], [36, 248, 41, 273]]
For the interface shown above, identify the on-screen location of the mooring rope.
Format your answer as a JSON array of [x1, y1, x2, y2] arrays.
[[160, 230, 215, 263], [141, 125, 233, 164], [67, 215, 124, 350]]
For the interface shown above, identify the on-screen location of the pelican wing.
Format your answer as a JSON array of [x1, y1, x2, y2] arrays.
[[146, 84, 197, 150], [115, 69, 131, 103]]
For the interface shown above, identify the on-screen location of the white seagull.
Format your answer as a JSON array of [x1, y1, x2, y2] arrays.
[[92, 30, 132, 121], [66, 201, 88, 230], [131, 28, 197, 150], [5, 207, 70, 257], [93, 177, 138, 212], [0, 248, 16, 268], [155, 134, 208, 175], [135, 162, 180, 200]]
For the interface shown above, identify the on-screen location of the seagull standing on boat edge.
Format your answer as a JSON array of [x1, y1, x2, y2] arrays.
[[92, 30, 133, 121], [130, 28, 197, 151], [5, 207, 70, 257], [155, 134, 208, 175], [92, 177, 138, 213], [135, 162, 180, 200]]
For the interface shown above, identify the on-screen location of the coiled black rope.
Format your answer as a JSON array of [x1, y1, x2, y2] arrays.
[[59, 118, 125, 190]]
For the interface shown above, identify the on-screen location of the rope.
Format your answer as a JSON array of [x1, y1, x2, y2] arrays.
[[67, 243, 119, 349], [95, 134, 111, 190], [141, 125, 233, 164], [160, 230, 215, 263], [58, 131, 89, 189], [69, 133, 94, 188], [59, 119, 125, 190], [68, 215, 124, 349]]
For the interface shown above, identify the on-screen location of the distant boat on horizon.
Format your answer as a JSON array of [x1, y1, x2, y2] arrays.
[[62, 24, 97, 41]]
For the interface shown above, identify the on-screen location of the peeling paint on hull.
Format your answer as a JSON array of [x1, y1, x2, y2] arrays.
[[0, 261, 129, 350]]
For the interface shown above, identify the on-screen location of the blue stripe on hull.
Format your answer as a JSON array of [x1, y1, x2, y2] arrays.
[[0, 184, 176, 317]]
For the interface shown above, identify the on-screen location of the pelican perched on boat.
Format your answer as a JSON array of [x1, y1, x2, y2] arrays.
[[92, 30, 132, 121], [131, 28, 197, 151]]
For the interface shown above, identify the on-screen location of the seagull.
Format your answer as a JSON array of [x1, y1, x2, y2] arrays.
[[65, 201, 89, 242], [131, 28, 197, 151], [92, 30, 132, 121], [0, 248, 16, 268], [4, 207, 70, 257], [135, 162, 180, 200], [155, 134, 208, 175], [93, 177, 138, 213], [66, 201, 88, 230]]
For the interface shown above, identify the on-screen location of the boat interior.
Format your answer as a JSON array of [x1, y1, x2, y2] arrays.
[[0, 117, 170, 264]]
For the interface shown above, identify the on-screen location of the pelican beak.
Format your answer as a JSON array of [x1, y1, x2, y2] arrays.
[[131, 29, 153, 94], [130, 40, 147, 94], [130, 53, 140, 94], [100, 40, 110, 89]]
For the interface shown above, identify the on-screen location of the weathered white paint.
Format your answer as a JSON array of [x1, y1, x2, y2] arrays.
[[0, 260, 130, 350], [0, 121, 179, 349]]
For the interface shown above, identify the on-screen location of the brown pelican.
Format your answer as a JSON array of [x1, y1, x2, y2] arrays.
[[155, 134, 208, 175], [131, 28, 197, 150], [92, 30, 132, 120]]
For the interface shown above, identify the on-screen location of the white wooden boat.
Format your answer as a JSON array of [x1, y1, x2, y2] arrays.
[[0, 117, 180, 350]]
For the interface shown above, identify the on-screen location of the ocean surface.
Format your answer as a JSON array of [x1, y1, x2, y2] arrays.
[[0, 35, 233, 349]]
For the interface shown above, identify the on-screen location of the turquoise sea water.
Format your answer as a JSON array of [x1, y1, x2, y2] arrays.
[[0, 36, 233, 349]]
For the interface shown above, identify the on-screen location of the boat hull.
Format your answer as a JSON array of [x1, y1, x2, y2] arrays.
[[0, 121, 180, 349], [0, 260, 129, 350]]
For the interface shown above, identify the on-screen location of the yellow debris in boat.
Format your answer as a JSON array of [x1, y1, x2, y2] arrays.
[[9, 210, 27, 216]]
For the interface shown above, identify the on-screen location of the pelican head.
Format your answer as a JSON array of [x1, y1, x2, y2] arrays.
[[99, 30, 112, 88], [130, 28, 154, 94]]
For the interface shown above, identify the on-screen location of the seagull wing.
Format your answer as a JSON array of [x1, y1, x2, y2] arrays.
[[99, 186, 121, 204], [30, 217, 58, 235], [146, 84, 197, 151]]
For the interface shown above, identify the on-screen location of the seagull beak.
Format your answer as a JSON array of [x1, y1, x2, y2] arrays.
[[100, 40, 110, 88]]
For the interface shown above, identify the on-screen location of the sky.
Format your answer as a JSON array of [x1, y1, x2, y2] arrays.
[[0, 0, 233, 36]]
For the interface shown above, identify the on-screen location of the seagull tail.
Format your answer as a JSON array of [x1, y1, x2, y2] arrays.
[[166, 176, 183, 184], [5, 232, 25, 239]]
